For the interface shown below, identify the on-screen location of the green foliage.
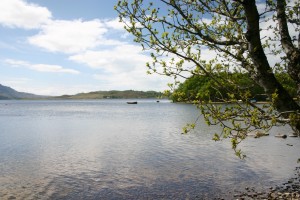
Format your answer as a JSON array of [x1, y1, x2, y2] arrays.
[[275, 73, 298, 97], [182, 123, 196, 134], [115, 0, 300, 156], [171, 75, 215, 102], [171, 72, 297, 103], [54, 90, 164, 99], [171, 72, 267, 102]]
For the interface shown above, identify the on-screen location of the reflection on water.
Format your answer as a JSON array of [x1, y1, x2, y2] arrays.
[[0, 100, 299, 199]]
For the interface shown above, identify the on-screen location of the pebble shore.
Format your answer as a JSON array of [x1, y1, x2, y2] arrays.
[[230, 167, 300, 200]]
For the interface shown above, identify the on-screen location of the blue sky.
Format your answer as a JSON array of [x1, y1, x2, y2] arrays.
[[0, 0, 171, 95]]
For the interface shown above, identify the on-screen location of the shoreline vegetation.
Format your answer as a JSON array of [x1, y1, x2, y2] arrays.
[[0, 84, 165, 100], [52, 90, 165, 100], [170, 73, 297, 104]]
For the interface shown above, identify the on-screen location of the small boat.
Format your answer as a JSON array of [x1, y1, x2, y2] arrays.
[[275, 134, 287, 138], [156, 100, 160, 103], [127, 101, 137, 104]]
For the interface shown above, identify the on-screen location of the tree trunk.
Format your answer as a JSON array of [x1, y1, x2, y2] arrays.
[[243, 0, 300, 134], [277, 0, 300, 96]]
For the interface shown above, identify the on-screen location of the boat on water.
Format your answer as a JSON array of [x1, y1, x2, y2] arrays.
[[127, 101, 138, 104]]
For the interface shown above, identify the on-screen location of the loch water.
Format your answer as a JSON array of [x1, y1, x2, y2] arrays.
[[0, 100, 299, 199]]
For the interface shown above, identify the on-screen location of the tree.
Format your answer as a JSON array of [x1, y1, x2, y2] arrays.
[[115, 0, 300, 157], [171, 75, 217, 102], [171, 72, 267, 102]]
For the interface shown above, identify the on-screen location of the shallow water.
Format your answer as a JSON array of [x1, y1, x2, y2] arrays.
[[0, 100, 299, 199]]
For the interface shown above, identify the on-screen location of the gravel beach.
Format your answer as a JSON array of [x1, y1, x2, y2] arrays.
[[228, 166, 300, 200]]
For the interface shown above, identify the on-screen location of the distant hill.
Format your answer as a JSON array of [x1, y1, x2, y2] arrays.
[[54, 90, 164, 99], [0, 84, 164, 100], [0, 84, 46, 100]]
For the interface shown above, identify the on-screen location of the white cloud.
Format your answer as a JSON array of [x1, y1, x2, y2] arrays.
[[27, 17, 130, 54], [0, 0, 51, 29], [201, 18, 213, 24], [31, 64, 80, 74], [5, 59, 80, 74], [69, 44, 149, 73], [28, 19, 108, 54], [23, 84, 102, 96], [0, 1, 128, 54], [92, 71, 172, 91], [69, 43, 172, 91], [104, 18, 126, 30], [1, 77, 32, 86], [0, 78, 102, 96]]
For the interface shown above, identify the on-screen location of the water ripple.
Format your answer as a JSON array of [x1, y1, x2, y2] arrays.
[[0, 100, 299, 199]]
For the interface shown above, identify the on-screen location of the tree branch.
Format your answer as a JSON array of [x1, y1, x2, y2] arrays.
[[161, 0, 242, 46], [277, 0, 300, 92]]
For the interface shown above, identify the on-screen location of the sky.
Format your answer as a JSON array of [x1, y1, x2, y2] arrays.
[[1, 0, 298, 96], [0, 0, 172, 95]]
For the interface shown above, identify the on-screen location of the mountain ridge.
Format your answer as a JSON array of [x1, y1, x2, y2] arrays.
[[0, 84, 46, 99]]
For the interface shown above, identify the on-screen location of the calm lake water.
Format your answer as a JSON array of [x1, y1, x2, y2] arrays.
[[0, 100, 299, 199]]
